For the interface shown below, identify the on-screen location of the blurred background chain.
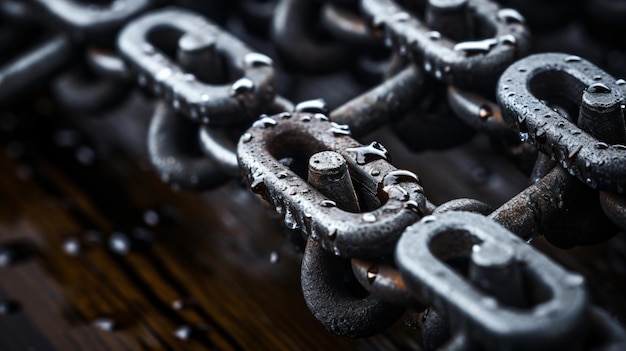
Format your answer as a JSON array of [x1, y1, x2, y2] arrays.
[[1, 0, 626, 350]]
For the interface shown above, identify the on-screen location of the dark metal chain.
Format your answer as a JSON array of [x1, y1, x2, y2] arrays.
[[1, 0, 626, 349]]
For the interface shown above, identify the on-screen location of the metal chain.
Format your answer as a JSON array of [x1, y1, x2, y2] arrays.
[[1, 0, 626, 349]]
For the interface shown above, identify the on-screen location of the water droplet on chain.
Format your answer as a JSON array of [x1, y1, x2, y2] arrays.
[[535, 128, 547, 143], [596, 142, 609, 149], [454, 38, 498, 54], [519, 132, 529, 142], [241, 133, 253, 143], [587, 83, 611, 94], [328, 229, 338, 241], [586, 177, 597, 188], [362, 213, 376, 222], [367, 266, 378, 284], [244, 52, 273, 67], [346, 141, 390, 165], [156, 68, 172, 81], [294, 99, 328, 114], [565, 274, 584, 287], [390, 12, 410, 22], [251, 176, 266, 194], [231, 77, 255, 96], [332, 245, 342, 256], [427, 31, 441, 40], [320, 200, 337, 208], [567, 145, 582, 162], [422, 215, 437, 224], [385, 185, 409, 201], [329, 122, 351, 136], [479, 105, 492, 121], [383, 170, 421, 187], [404, 200, 423, 216], [497, 8, 525, 24], [315, 113, 328, 121], [499, 34, 517, 46], [565, 55, 581, 63], [284, 209, 299, 229], [252, 116, 277, 128], [142, 43, 155, 55]]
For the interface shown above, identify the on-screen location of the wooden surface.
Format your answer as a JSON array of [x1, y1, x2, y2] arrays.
[[0, 83, 625, 351]]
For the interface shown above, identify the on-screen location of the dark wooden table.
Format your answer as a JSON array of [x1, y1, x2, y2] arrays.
[[0, 83, 625, 351]]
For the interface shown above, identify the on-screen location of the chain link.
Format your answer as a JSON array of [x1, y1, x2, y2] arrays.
[[1, 0, 626, 349]]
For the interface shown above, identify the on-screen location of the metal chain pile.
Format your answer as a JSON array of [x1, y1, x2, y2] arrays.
[[2, 0, 626, 349]]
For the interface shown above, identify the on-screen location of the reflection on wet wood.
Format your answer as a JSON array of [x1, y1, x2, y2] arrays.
[[0, 90, 624, 350]]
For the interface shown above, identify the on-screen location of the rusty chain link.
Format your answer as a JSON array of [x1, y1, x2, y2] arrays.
[[1, 0, 626, 349]]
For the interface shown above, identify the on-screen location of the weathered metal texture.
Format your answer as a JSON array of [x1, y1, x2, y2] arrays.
[[237, 111, 427, 258], [301, 239, 405, 337], [2, 1, 626, 348], [0, 35, 73, 105], [391, 83, 478, 152], [320, 2, 377, 47], [308, 150, 362, 212], [497, 53, 626, 194], [490, 165, 618, 247], [85, 47, 130, 80], [148, 102, 230, 190], [360, 0, 531, 87], [331, 64, 424, 138], [351, 258, 421, 308], [32, 0, 152, 41], [600, 192, 626, 232], [51, 66, 132, 112], [447, 86, 518, 142], [433, 198, 494, 215], [272, 0, 357, 73], [421, 308, 452, 351], [118, 7, 276, 126], [198, 127, 241, 179], [198, 96, 294, 179], [396, 211, 589, 351]]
